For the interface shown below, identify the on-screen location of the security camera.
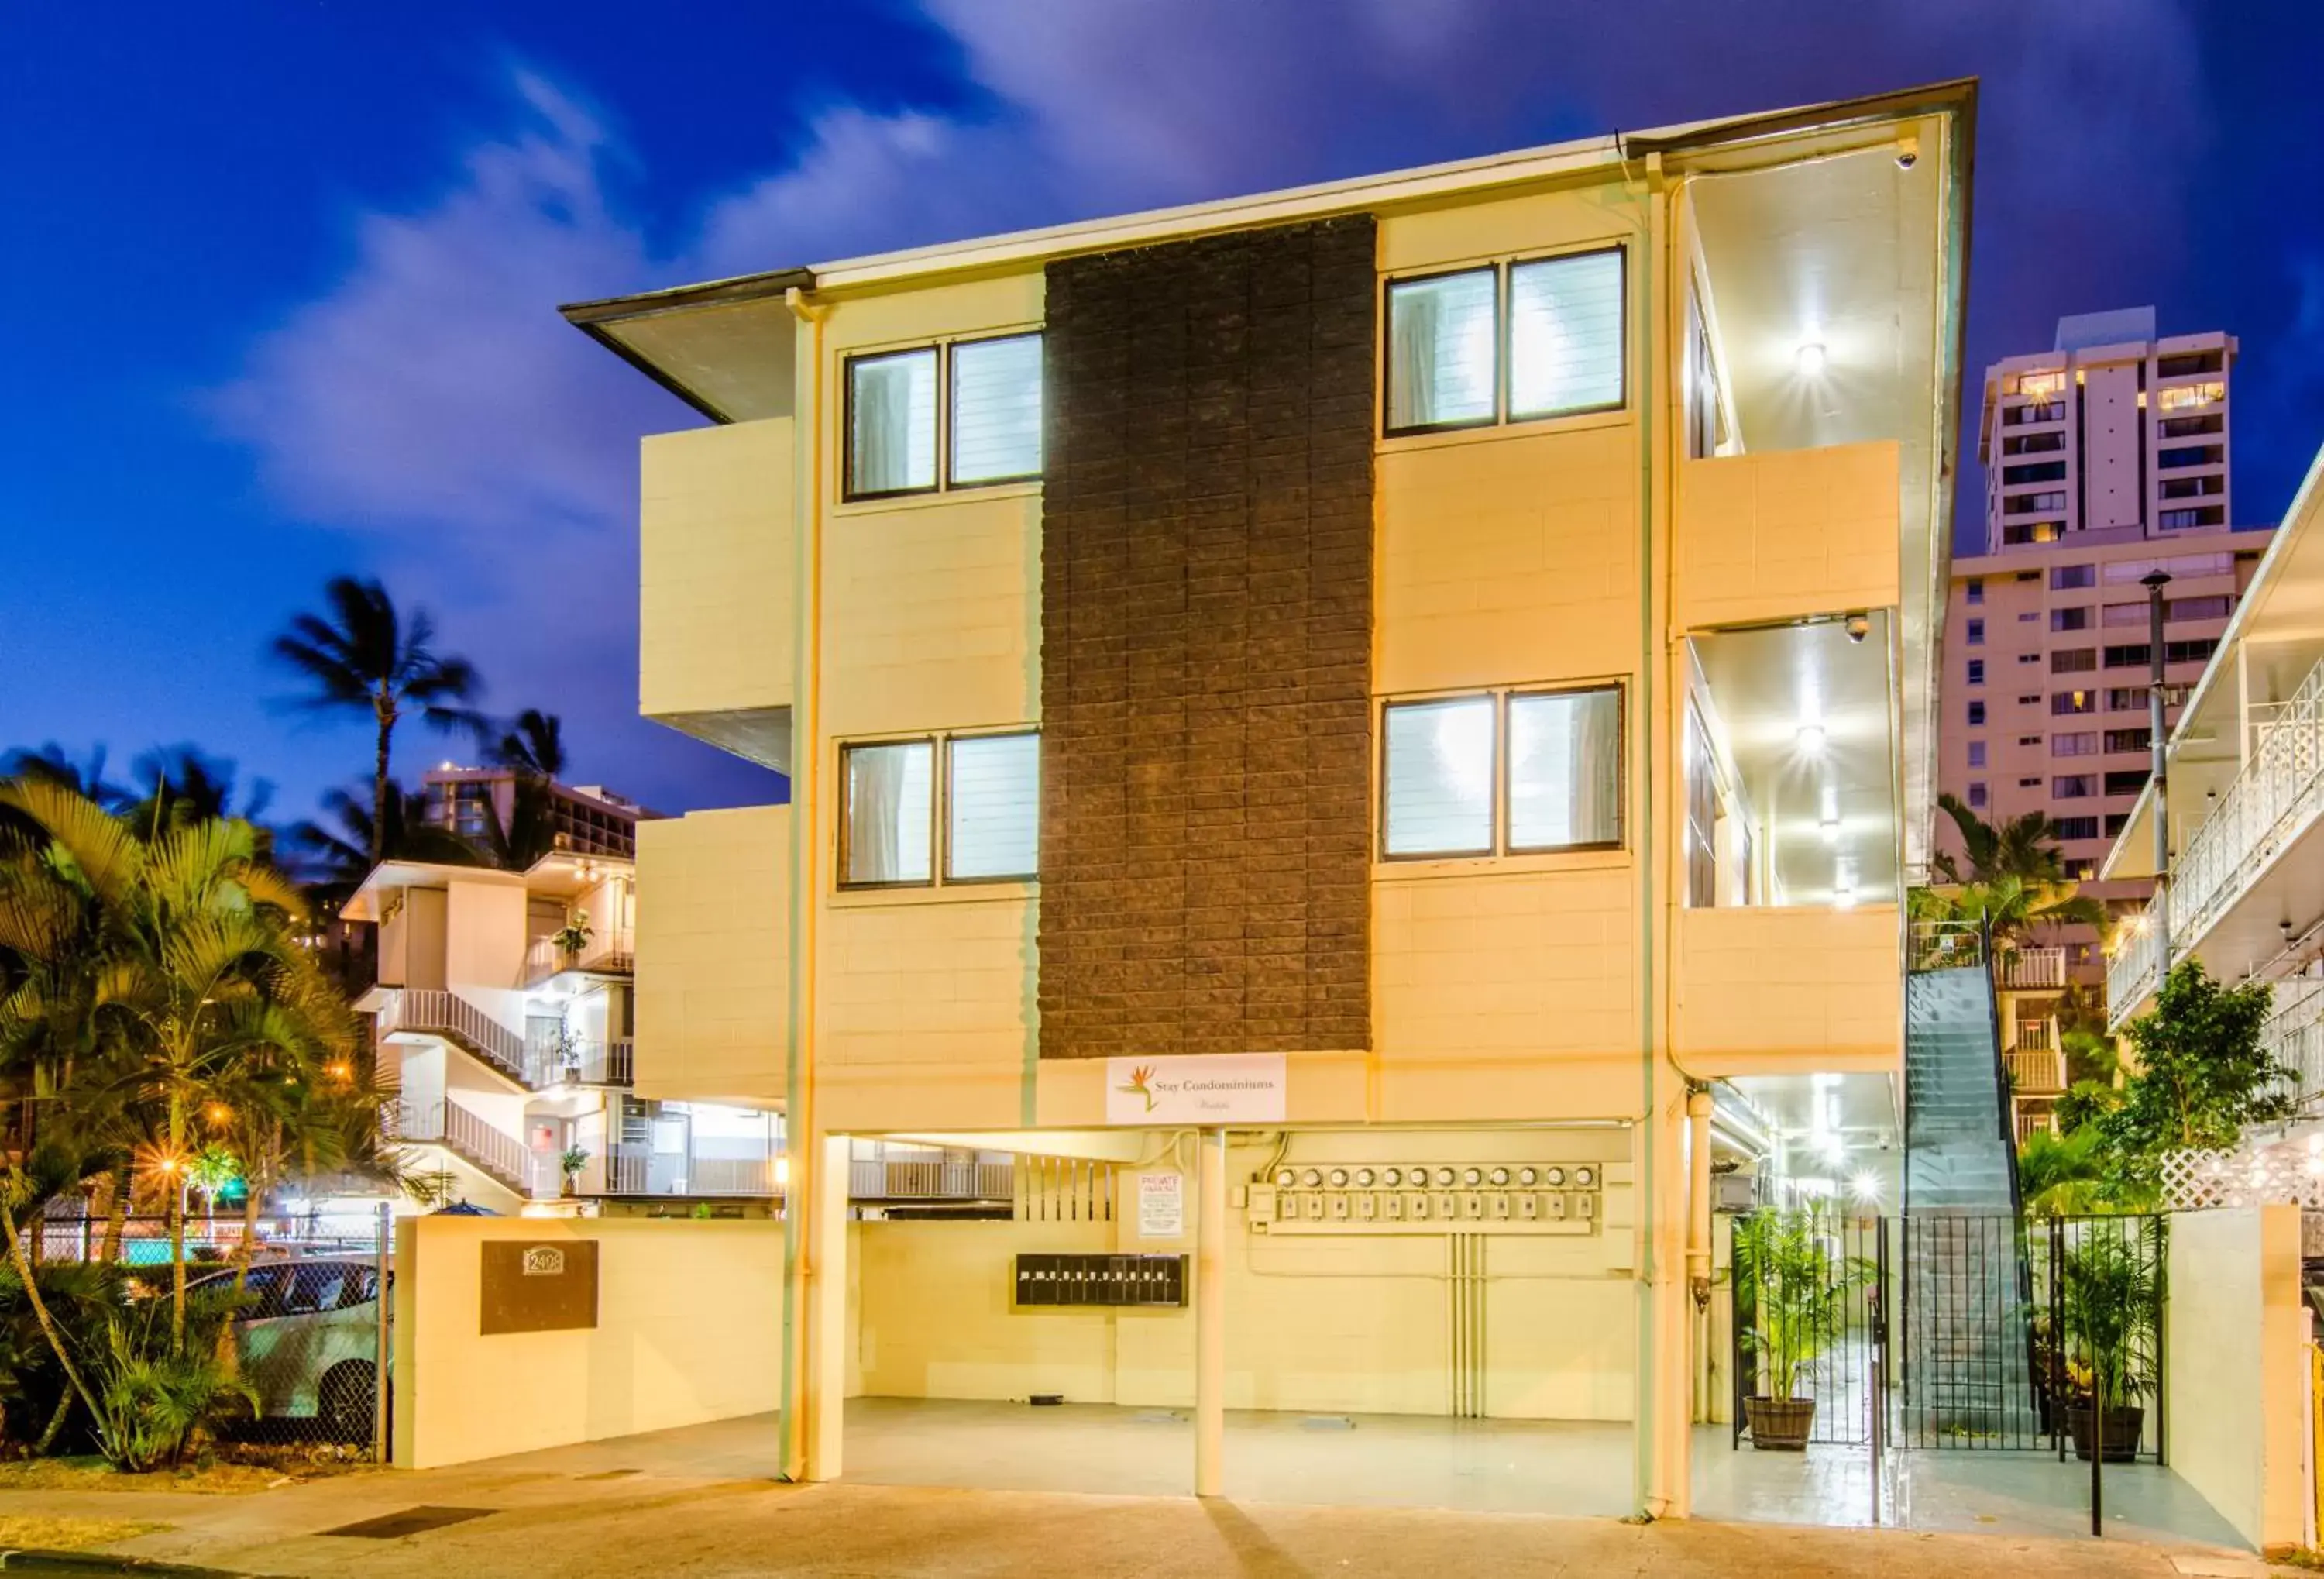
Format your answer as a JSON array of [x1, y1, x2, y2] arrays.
[[1896, 136, 1920, 171], [1844, 614, 1871, 644]]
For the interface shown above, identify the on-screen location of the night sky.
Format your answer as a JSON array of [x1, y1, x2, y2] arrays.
[[5, 2, 2321, 827]]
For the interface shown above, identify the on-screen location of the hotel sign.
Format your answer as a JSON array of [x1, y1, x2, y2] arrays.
[[1105, 1054, 1287, 1126]]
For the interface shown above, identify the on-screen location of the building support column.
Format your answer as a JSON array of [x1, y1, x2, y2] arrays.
[[803, 1130, 850, 1481], [1195, 1127, 1226, 1498]]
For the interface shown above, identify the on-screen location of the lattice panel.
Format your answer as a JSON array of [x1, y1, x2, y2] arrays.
[[2157, 1134, 2324, 1209]]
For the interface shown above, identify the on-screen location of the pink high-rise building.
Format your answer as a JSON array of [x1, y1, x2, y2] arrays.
[[1939, 309, 2267, 979]]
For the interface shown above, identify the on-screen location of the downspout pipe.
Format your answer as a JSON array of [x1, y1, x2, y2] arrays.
[[779, 284, 830, 1483], [1631, 147, 1666, 1523], [2143, 570, 2173, 976]]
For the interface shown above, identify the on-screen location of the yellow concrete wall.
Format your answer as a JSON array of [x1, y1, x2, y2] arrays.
[[444, 880, 528, 1037], [1376, 423, 1641, 695], [1373, 864, 1642, 1120], [2164, 1205, 2307, 1553], [634, 806, 789, 1106], [849, 1134, 1636, 1422], [391, 1216, 782, 1469], [1673, 905, 1903, 1075], [1673, 442, 1902, 631], [639, 418, 795, 724]]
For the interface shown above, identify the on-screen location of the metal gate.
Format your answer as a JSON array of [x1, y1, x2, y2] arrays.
[[1726, 1209, 2166, 1464]]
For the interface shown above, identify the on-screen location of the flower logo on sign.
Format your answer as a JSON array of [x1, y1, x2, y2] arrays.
[[1117, 1065, 1160, 1113], [522, 1246, 566, 1277]]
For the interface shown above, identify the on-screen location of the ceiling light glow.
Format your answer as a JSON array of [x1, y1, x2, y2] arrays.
[[1796, 723, 1827, 754], [1796, 341, 1828, 377]]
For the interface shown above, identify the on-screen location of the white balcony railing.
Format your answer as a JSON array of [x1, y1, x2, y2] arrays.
[[2115, 653, 2324, 1028], [2013, 1107, 2060, 1146], [522, 1037, 635, 1089], [2004, 1046, 2068, 1093], [1998, 948, 2068, 990], [593, 1145, 780, 1198], [2262, 975, 2324, 1108], [387, 1096, 535, 1194], [848, 1156, 1016, 1201], [2106, 909, 2167, 1027], [522, 927, 637, 986]]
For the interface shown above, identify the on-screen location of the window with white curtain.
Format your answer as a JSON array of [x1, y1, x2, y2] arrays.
[[946, 732, 1040, 880], [1508, 249, 1624, 418], [949, 333, 1044, 486], [1383, 686, 1625, 860], [1384, 268, 1497, 435], [841, 741, 934, 886], [1383, 696, 1496, 855], [846, 349, 939, 498], [1384, 248, 1627, 437], [847, 333, 1045, 500], [1509, 687, 1623, 851]]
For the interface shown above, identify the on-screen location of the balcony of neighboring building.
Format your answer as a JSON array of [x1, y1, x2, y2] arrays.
[[2102, 446, 2315, 1027]]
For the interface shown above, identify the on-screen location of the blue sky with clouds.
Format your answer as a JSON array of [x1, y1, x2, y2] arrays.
[[5, 1, 2322, 827]]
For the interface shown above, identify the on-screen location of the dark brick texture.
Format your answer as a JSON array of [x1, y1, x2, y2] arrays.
[[1038, 215, 1376, 1060]]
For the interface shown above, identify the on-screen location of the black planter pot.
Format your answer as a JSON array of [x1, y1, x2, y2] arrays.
[[2065, 1403, 2144, 1463], [1745, 1395, 1816, 1451]]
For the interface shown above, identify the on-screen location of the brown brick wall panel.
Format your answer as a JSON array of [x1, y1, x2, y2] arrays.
[[1039, 216, 1376, 1059]]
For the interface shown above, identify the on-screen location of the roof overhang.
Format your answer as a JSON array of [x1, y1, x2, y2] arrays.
[[559, 267, 814, 424], [563, 80, 1975, 437], [342, 859, 527, 922]]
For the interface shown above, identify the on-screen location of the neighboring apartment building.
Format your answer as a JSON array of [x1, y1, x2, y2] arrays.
[[2105, 436, 2324, 1110], [343, 850, 784, 1215], [567, 83, 1973, 1517], [420, 764, 648, 858], [1939, 311, 2267, 985]]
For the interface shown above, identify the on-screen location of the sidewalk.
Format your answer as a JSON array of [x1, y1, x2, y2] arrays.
[[0, 1455, 2273, 1579]]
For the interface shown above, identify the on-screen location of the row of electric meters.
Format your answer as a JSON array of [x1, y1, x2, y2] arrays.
[[1243, 1161, 1607, 1236]]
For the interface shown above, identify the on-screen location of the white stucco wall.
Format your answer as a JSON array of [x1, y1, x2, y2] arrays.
[[2164, 1205, 2306, 1552]]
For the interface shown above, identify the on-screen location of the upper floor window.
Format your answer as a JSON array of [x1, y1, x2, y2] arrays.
[[1965, 577, 1984, 605], [2051, 564, 2095, 590], [1381, 685, 1622, 858], [2154, 380, 2224, 413], [840, 730, 1040, 888], [1384, 249, 1624, 436], [845, 332, 1043, 501], [2016, 370, 2066, 399], [1965, 659, 1985, 686], [1965, 618, 1985, 645]]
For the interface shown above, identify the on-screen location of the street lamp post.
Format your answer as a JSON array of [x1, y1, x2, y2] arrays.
[[2143, 569, 2173, 975]]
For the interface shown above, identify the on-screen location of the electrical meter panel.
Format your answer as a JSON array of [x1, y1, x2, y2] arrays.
[[1245, 1161, 1612, 1236], [1013, 1254, 1188, 1307]]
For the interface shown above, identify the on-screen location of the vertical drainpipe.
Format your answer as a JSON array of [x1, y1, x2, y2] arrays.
[[1632, 150, 1667, 1522], [782, 285, 829, 1482], [2143, 570, 2172, 976]]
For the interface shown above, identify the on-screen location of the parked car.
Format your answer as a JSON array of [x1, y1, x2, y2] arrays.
[[190, 1257, 389, 1441]]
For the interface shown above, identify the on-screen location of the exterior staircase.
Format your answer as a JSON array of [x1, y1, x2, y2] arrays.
[[377, 989, 531, 1087], [1903, 950, 2037, 1440]]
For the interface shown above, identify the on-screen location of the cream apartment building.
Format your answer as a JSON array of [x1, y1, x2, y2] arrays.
[[569, 81, 1974, 1517], [346, 851, 783, 1214], [2106, 435, 2324, 1104]]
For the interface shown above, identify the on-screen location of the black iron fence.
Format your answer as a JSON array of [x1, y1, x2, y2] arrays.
[[1727, 1210, 2167, 1465], [1730, 1213, 1887, 1449]]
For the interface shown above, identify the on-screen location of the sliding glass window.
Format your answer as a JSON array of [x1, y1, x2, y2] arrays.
[[846, 349, 940, 499], [841, 740, 935, 886], [1382, 246, 1626, 437], [948, 333, 1044, 487], [1384, 269, 1497, 435], [946, 731, 1040, 881], [1381, 686, 1624, 860]]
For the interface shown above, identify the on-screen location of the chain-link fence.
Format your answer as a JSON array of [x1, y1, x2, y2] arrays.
[[29, 1202, 394, 1459]]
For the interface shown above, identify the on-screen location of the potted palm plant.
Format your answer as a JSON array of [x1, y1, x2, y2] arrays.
[[559, 1147, 590, 1199], [552, 908, 593, 960], [2061, 1230, 2156, 1462], [1734, 1208, 1855, 1450]]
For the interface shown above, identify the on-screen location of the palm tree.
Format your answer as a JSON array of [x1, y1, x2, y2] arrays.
[[489, 709, 566, 782], [0, 780, 356, 1355], [1909, 872, 2109, 948], [285, 783, 480, 897], [473, 778, 560, 872], [0, 745, 122, 809], [1929, 792, 2070, 886], [117, 746, 274, 853], [268, 577, 484, 863]]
